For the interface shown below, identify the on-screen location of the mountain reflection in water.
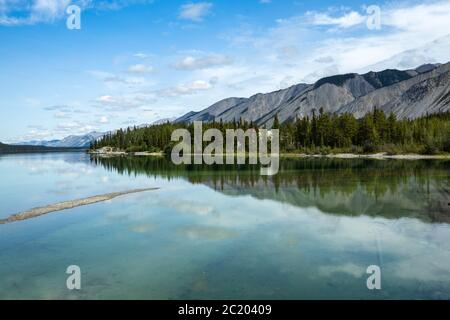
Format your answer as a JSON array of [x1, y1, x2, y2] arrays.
[[91, 156, 450, 224]]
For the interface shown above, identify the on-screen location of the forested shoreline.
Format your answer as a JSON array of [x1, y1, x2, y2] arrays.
[[91, 110, 450, 155], [0, 142, 86, 154]]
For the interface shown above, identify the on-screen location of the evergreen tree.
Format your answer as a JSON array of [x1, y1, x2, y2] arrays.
[[273, 114, 280, 130], [91, 111, 450, 155]]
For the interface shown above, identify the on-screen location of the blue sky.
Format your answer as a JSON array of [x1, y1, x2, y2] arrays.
[[1, 0, 450, 142]]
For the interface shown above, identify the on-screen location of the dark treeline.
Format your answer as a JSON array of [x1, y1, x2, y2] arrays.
[[92, 110, 450, 154], [92, 120, 260, 154], [0, 142, 86, 154]]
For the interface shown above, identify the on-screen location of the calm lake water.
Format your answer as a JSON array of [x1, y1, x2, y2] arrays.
[[0, 152, 449, 300]]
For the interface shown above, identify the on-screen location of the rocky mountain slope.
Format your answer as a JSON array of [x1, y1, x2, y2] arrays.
[[176, 97, 248, 123], [176, 62, 450, 126]]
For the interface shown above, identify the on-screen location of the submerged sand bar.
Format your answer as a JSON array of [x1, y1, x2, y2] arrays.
[[0, 188, 159, 225]]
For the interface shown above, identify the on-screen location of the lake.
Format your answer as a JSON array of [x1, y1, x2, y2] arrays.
[[0, 152, 449, 299]]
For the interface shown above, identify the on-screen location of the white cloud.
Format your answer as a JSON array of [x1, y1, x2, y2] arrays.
[[157, 79, 213, 97], [278, 45, 300, 59], [88, 70, 149, 88], [54, 111, 72, 119], [367, 35, 450, 71], [94, 92, 156, 110], [0, 0, 71, 26], [218, 0, 450, 92], [304, 1, 450, 74], [43, 105, 72, 112], [127, 64, 154, 74], [0, 0, 154, 25], [99, 116, 109, 124], [307, 10, 366, 28], [315, 56, 334, 64], [55, 120, 97, 135], [146, 185, 450, 290], [104, 75, 147, 86], [179, 2, 212, 22], [33, 0, 69, 17], [96, 95, 115, 104], [173, 53, 232, 70], [312, 2, 450, 68], [133, 52, 150, 59], [318, 263, 365, 278], [384, 1, 450, 33], [12, 128, 52, 142], [94, 0, 154, 11]]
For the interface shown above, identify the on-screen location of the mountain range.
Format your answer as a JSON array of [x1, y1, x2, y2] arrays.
[[12, 62, 450, 148], [13, 121, 160, 148], [15, 132, 105, 148], [176, 62, 450, 127]]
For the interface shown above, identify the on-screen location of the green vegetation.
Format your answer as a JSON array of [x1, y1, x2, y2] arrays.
[[91, 110, 450, 155], [91, 156, 450, 223], [0, 142, 85, 154]]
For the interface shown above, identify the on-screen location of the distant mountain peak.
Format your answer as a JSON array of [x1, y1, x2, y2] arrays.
[[313, 73, 358, 89], [17, 131, 105, 148], [151, 117, 177, 125], [415, 63, 441, 74]]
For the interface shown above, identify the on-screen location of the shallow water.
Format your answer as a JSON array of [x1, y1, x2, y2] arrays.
[[0, 152, 449, 299]]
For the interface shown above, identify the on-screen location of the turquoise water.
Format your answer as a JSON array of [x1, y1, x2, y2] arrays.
[[0, 152, 449, 299]]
